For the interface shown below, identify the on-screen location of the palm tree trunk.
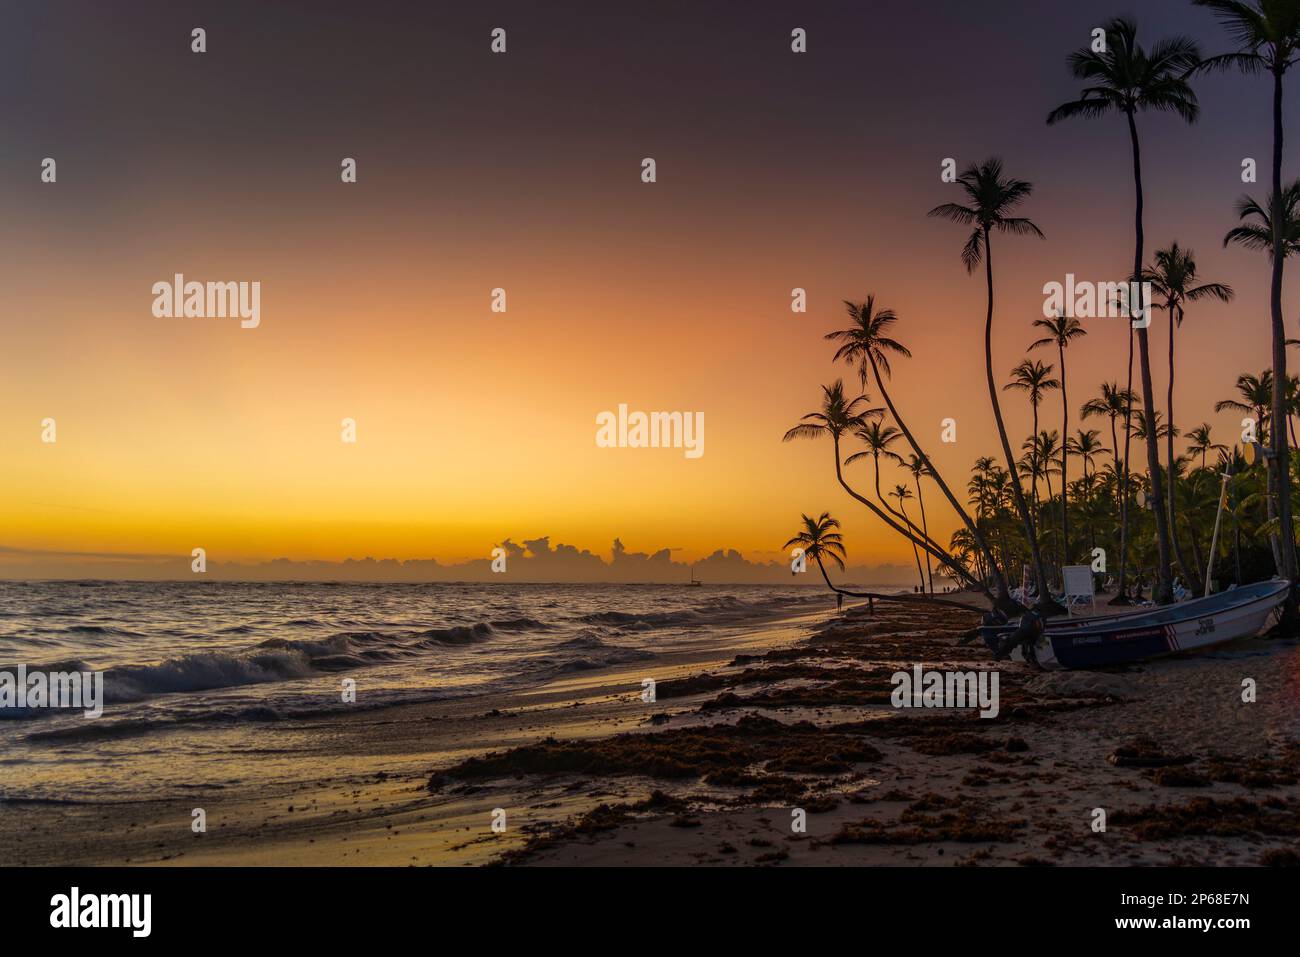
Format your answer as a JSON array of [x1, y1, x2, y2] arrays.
[[1058, 342, 1070, 566], [914, 478, 935, 594], [1270, 66, 1299, 586], [1167, 304, 1200, 592], [1115, 329, 1135, 604], [982, 226, 1055, 610], [1126, 107, 1173, 604], [899, 501, 926, 591], [831, 436, 991, 597], [865, 352, 1016, 604]]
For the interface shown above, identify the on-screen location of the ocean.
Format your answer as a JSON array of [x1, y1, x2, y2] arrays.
[[0, 581, 846, 801]]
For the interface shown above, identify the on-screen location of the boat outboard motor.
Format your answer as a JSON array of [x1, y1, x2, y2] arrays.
[[962, 608, 1007, 647], [995, 607, 1044, 662]]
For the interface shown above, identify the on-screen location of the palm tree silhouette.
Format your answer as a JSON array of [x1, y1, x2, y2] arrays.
[[783, 512, 848, 595], [1144, 243, 1233, 591], [1030, 314, 1086, 565], [1048, 16, 1201, 605], [1196, 0, 1300, 586], [889, 484, 927, 592], [826, 297, 1015, 605], [928, 157, 1056, 612], [845, 420, 906, 522], [1082, 381, 1141, 598], [1068, 427, 1105, 555], [783, 381, 989, 596], [905, 453, 935, 595], [1186, 423, 1227, 471]]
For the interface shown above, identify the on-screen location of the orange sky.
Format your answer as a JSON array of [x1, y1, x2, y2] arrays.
[[0, 0, 1287, 577]]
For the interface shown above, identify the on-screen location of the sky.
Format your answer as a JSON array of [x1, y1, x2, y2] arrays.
[[0, 0, 1292, 580]]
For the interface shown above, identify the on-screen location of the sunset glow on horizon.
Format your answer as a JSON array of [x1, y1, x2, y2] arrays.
[[0, 0, 1289, 577]]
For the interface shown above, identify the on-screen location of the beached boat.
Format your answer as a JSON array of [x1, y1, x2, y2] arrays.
[[986, 579, 1290, 670]]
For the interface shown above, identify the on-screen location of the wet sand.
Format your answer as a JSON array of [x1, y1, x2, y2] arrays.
[[6, 599, 1299, 866]]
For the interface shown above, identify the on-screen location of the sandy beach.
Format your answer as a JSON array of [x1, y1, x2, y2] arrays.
[[6, 598, 1298, 867]]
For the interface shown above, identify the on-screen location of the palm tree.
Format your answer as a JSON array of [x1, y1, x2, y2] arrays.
[[784, 512, 848, 595], [1196, 0, 1300, 586], [1081, 381, 1141, 600], [1222, 181, 1300, 256], [1004, 359, 1060, 447], [905, 453, 935, 594], [1048, 17, 1201, 605], [845, 420, 906, 519], [1215, 371, 1274, 436], [889, 484, 927, 591], [826, 297, 1015, 604], [783, 381, 990, 596], [1144, 243, 1234, 591], [928, 157, 1057, 612], [1030, 314, 1086, 565], [1186, 423, 1227, 470], [1068, 427, 1105, 553]]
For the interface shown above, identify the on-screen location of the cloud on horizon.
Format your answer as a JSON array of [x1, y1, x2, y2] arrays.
[[0, 537, 925, 585]]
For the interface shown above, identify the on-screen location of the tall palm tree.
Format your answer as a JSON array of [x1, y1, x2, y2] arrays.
[[905, 453, 935, 594], [1186, 423, 1227, 470], [826, 297, 1015, 604], [889, 484, 927, 591], [1030, 314, 1086, 565], [784, 512, 848, 595], [928, 157, 1057, 612], [1048, 16, 1201, 605], [1068, 427, 1105, 553], [783, 381, 990, 596], [1081, 381, 1141, 599], [1004, 359, 1060, 447], [1196, 0, 1300, 587], [1144, 243, 1234, 591]]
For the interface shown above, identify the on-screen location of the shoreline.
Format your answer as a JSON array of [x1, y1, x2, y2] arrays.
[[5, 596, 1298, 867]]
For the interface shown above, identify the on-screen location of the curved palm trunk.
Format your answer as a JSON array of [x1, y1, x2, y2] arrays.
[[1058, 343, 1069, 565], [899, 501, 926, 591], [1166, 304, 1201, 592], [865, 352, 1016, 603], [812, 555, 985, 613], [1270, 67, 1299, 587], [831, 437, 993, 599], [982, 226, 1056, 611], [914, 477, 935, 594], [1126, 108, 1173, 605]]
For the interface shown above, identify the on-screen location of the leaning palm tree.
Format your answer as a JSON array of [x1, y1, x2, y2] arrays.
[[1048, 16, 1201, 605], [827, 297, 1015, 604], [1030, 314, 1086, 565], [783, 381, 991, 597], [1144, 243, 1234, 592], [845, 420, 906, 520], [889, 484, 927, 592], [1196, 0, 1300, 587], [928, 157, 1057, 612], [1186, 423, 1228, 471], [783, 511, 986, 612], [904, 453, 935, 594], [784, 512, 849, 595]]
